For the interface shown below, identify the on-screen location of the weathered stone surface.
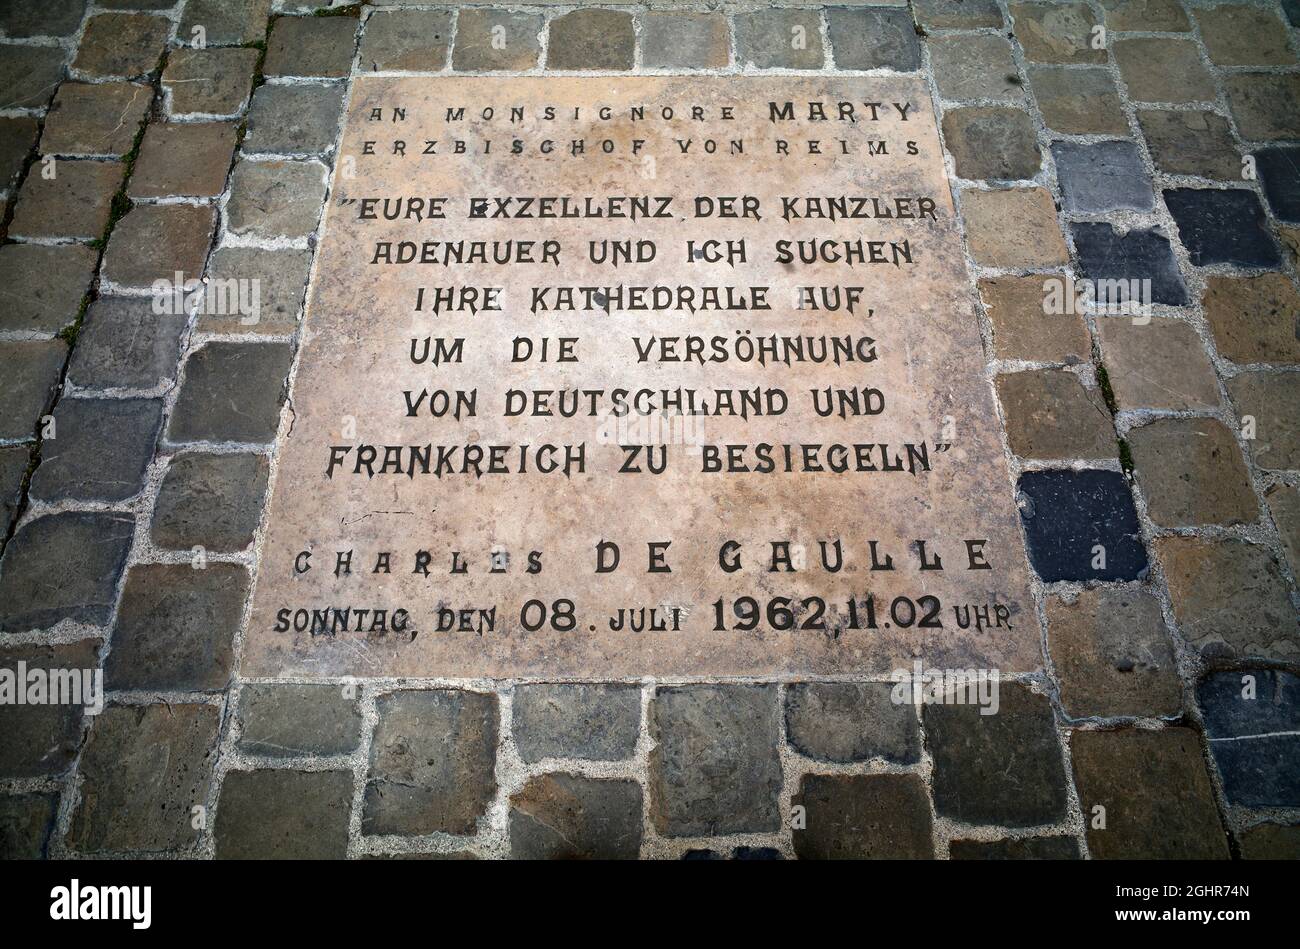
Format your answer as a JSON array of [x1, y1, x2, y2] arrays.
[[547, 10, 635, 71], [152, 451, 269, 552], [1157, 536, 1296, 660], [1228, 372, 1300, 470], [215, 769, 352, 859], [163, 47, 260, 117], [1098, 0, 1189, 31], [0, 116, 38, 192], [359, 10, 450, 72], [0, 244, 96, 335], [1071, 727, 1229, 859], [1164, 188, 1280, 269], [41, 82, 150, 157], [104, 563, 248, 692], [1137, 110, 1242, 182], [914, 0, 1003, 29], [1052, 141, 1152, 213], [979, 276, 1090, 364], [1128, 418, 1257, 528], [68, 702, 219, 853], [1202, 274, 1300, 365], [0, 339, 66, 441], [0, 0, 86, 38], [236, 683, 361, 757], [1223, 73, 1300, 141], [785, 682, 919, 764], [950, 836, 1080, 859], [169, 342, 292, 444], [1018, 469, 1148, 582], [512, 683, 640, 763], [199, 246, 311, 333], [1114, 38, 1216, 103], [650, 685, 781, 836], [225, 159, 327, 239], [364, 689, 497, 836], [0, 45, 67, 109], [102, 203, 216, 289], [0, 447, 26, 533], [929, 34, 1021, 103], [1028, 66, 1126, 135], [1071, 224, 1187, 306], [510, 773, 643, 859], [1046, 587, 1180, 719], [66, 296, 187, 390], [1266, 484, 1300, 575], [943, 107, 1040, 181], [0, 793, 57, 859], [997, 369, 1114, 460], [1097, 317, 1219, 412], [264, 15, 357, 78], [1257, 147, 1300, 223], [1198, 670, 1299, 807], [1287, 0, 1300, 26], [129, 121, 238, 198], [641, 13, 729, 70], [1009, 2, 1105, 64], [29, 397, 162, 503], [793, 774, 933, 859], [244, 83, 343, 156], [178, 0, 271, 47], [1239, 823, 1300, 859], [0, 639, 99, 778], [8, 159, 121, 240], [734, 9, 823, 70], [451, 10, 542, 71], [963, 187, 1068, 268], [827, 7, 920, 70], [1196, 5, 1295, 66], [73, 13, 168, 79]]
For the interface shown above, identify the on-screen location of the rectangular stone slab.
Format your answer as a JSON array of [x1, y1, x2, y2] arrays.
[[243, 76, 1039, 678]]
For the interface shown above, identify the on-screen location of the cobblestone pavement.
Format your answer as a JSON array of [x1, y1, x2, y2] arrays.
[[1, 0, 1297, 860]]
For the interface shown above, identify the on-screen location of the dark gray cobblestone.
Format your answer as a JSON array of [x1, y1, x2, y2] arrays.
[[66, 297, 187, 391], [0, 244, 97, 336], [0, 639, 99, 778], [510, 773, 643, 859], [215, 769, 352, 859], [785, 682, 920, 764], [151, 451, 269, 552], [512, 682, 640, 763], [168, 342, 292, 444], [236, 683, 362, 758], [29, 397, 162, 503], [244, 83, 345, 157]]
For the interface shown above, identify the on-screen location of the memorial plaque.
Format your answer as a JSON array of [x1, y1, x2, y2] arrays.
[[244, 76, 1039, 678]]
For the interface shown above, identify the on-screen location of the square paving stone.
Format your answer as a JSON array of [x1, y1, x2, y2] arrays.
[[0, 0, 86, 38], [244, 83, 344, 156], [152, 451, 269, 552], [547, 9, 635, 71], [949, 836, 1081, 859], [1198, 670, 1300, 807], [1127, 417, 1257, 527], [1137, 110, 1242, 181], [1027, 66, 1127, 135], [734, 9, 824, 70], [73, 13, 169, 79], [0, 639, 99, 778], [169, 341, 291, 444], [793, 774, 934, 859], [129, 121, 238, 198], [0, 116, 39, 192], [914, 0, 1003, 29], [452, 10, 541, 72], [0, 338, 67, 440], [929, 34, 1022, 103], [510, 773, 643, 859], [1228, 371, 1300, 470], [104, 563, 247, 692], [0, 512, 133, 632], [66, 296, 187, 390], [40, 82, 151, 157], [1157, 536, 1296, 660], [512, 682, 640, 763], [641, 13, 729, 70], [1070, 223, 1188, 306], [1052, 141, 1152, 213], [925, 682, 1068, 826], [264, 14, 358, 78], [1114, 38, 1217, 103], [944, 108, 1041, 181], [962, 188, 1069, 268], [1223, 73, 1300, 141], [8, 159, 122, 240], [1017, 469, 1148, 581], [1071, 727, 1229, 859], [1164, 188, 1280, 269], [363, 689, 497, 836], [1267, 484, 1300, 575], [101, 203, 216, 289], [224, 159, 328, 239], [1202, 274, 1300, 364], [1097, 317, 1220, 411], [163, 47, 260, 117], [29, 397, 163, 503], [649, 684, 782, 836], [0, 44, 68, 109], [1009, 2, 1106, 64], [979, 275, 1090, 363], [236, 682, 361, 757], [1239, 823, 1300, 859], [359, 10, 450, 72], [1256, 147, 1300, 224], [199, 246, 311, 333], [998, 369, 1115, 460], [0, 793, 58, 859], [0, 243, 97, 335], [1195, 5, 1295, 66], [68, 702, 219, 853], [0, 446, 26, 533], [1098, 0, 1190, 31], [785, 682, 919, 764], [1046, 587, 1180, 719], [827, 7, 920, 70], [178, 0, 272, 47], [215, 769, 352, 859]]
